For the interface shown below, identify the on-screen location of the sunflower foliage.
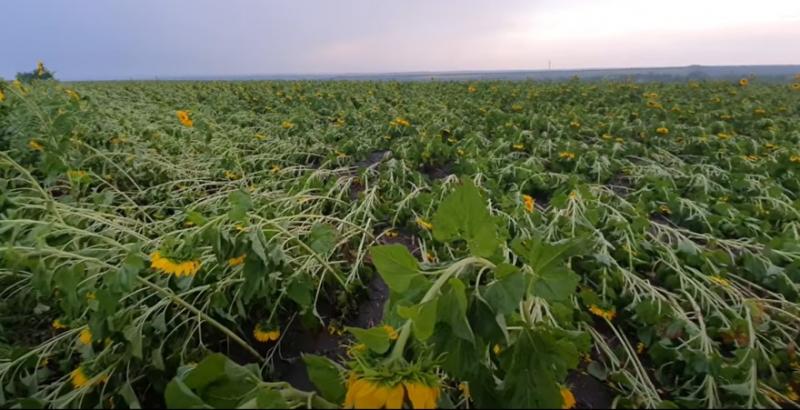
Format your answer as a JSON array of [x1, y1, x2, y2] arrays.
[[1, 75, 799, 409]]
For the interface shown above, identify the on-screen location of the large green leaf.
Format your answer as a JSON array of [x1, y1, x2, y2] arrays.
[[302, 354, 345, 404], [483, 263, 525, 315], [308, 223, 337, 254], [228, 190, 252, 221], [184, 353, 227, 390], [369, 244, 420, 293], [432, 179, 499, 257], [438, 278, 474, 341], [532, 267, 579, 302], [500, 328, 586, 408], [397, 298, 438, 341], [346, 326, 391, 354], [165, 379, 211, 409]]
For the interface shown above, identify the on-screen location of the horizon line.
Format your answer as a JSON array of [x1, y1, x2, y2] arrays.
[[49, 62, 800, 82]]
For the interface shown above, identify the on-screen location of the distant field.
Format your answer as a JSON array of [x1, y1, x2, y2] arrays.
[[1, 77, 800, 408]]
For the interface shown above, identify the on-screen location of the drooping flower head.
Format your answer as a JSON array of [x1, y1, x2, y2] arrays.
[[70, 367, 90, 389], [176, 110, 193, 127], [253, 324, 280, 343], [561, 386, 576, 409], [523, 194, 535, 213], [150, 251, 201, 278]]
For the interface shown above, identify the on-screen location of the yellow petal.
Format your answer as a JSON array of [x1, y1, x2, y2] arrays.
[[355, 381, 389, 409], [404, 382, 437, 409], [385, 384, 405, 409]]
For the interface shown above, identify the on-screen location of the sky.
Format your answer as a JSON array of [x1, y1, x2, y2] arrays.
[[1, 0, 799, 80]]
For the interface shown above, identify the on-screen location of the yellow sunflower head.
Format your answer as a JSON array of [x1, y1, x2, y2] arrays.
[[176, 110, 193, 127], [522, 194, 535, 213], [70, 367, 90, 389], [253, 325, 280, 343], [560, 386, 576, 409]]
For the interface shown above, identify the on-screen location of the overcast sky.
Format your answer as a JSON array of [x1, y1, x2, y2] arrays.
[[2, 0, 799, 80]]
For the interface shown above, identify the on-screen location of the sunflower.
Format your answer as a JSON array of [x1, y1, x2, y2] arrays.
[[467, 85, 477, 93], [738, 78, 749, 87], [67, 170, 88, 180], [227, 254, 246, 267], [646, 100, 662, 109], [37, 61, 45, 77], [792, 83, 800, 91], [52, 319, 67, 330], [558, 151, 576, 160], [70, 367, 90, 389], [0, 88, 5, 102], [493, 344, 503, 355], [416, 218, 433, 231], [659, 204, 672, 215], [224, 170, 239, 180], [790, 155, 800, 163], [512, 143, 525, 151], [150, 251, 201, 278], [253, 325, 280, 343], [569, 121, 581, 129], [344, 376, 405, 409], [78, 328, 93, 345], [522, 194, 535, 213], [754, 108, 766, 115], [344, 376, 440, 410], [390, 117, 410, 127], [281, 120, 295, 129], [28, 139, 44, 151], [561, 386, 576, 409], [656, 127, 669, 135], [589, 305, 616, 321], [176, 110, 193, 127], [383, 325, 399, 340]]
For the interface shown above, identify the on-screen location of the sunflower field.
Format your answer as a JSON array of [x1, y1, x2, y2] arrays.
[[1, 74, 800, 409]]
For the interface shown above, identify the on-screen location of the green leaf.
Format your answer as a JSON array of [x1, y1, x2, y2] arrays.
[[254, 388, 289, 409], [500, 328, 585, 408], [303, 354, 346, 403], [204, 379, 258, 409], [438, 278, 474, 341], [532, 267, 579, 302], [184, 353, 227, 390], [432, 179, 499, 257], [308, 223, 337, 254], [587, 361, 608, 381], [228, 190, 253, 221], [120, 382, 142, 409], [513, 237, 583, 274], [123, 325, 143, 359], [369, 244, 420, 293], [484, 264, 525, 315], [165, 379, 211, 409], [285, 276, 314, 310], [186, 211, 208, 226], [346, 326, 391, 354], [397, 298, 438, 341]]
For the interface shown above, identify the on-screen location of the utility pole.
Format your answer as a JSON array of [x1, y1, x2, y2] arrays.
[[548, 60, 552, 70]]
